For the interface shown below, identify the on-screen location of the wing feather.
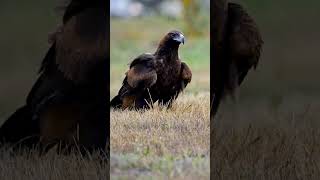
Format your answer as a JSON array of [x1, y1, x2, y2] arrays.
[[126, 65, 157, 89], [228, 3, 263, 87], [180, 62, 192, 84], [228, 3, 263, 68], [126, 54, 157, 89], [54, 6, 107, 83]]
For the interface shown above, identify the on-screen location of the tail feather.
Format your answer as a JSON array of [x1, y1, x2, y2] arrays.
[[0, 106, 39, 148]]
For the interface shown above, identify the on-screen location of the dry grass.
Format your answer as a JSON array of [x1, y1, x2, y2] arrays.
[[0, 148, 109, 180], [211, 99, 320, 179], [110, 93, 210, 179], [212, 127, 320, 180]]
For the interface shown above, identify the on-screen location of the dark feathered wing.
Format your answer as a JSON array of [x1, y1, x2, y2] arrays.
[[111, 54, 158, 109], [127, 54, 157, 89], [180, 62, 192, 89], [54, 6, 107, 83], [27, 44, 71, 114], [224, 2, 263, 95], [27, 4, 108, 116]]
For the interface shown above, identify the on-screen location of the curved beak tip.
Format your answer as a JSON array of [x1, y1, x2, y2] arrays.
[[173, 34, 185, 45]]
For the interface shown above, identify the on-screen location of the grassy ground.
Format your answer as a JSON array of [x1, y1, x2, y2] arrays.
[[111, 94, 209, 179], [110, 17, 210, 179], [212, 100, 320, 179], [0, 148, 110, 180]]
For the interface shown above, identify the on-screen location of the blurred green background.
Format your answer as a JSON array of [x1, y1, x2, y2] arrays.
[[238, 0, 320, 98], [0, 0, 319, 123], [0, 1, 59, 119]]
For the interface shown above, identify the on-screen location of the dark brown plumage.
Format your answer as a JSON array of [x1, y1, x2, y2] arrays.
[[211, 1, 263, 117], [225, 3, 263, 93], [0, 0, 108, 154], [111, 30, 192, 109]]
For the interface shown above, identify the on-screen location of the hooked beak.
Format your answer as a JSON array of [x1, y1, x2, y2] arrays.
[[173, 33, 185, 44]]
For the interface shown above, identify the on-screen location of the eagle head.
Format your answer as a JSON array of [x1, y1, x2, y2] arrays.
[[163, 30, 185, 45]]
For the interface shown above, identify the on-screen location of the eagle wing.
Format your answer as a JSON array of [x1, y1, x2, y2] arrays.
[[54, 6, 108, 83], [226, 3, 263, 92], [111, 54, 158, 109], [126, 54, 158, 89], [180, 62, 192, 84], [178, 61, 192, 92], [27, 4, 108, 113]]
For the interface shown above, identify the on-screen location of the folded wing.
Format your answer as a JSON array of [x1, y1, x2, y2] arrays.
[[225, 3, 263, 94], [111, 54, 158, 109], [54, 6, 108, 83], [180, 61, 192, 87]]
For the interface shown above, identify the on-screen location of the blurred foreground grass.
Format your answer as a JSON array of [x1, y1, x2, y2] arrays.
[[212, 102, 320, 179]]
